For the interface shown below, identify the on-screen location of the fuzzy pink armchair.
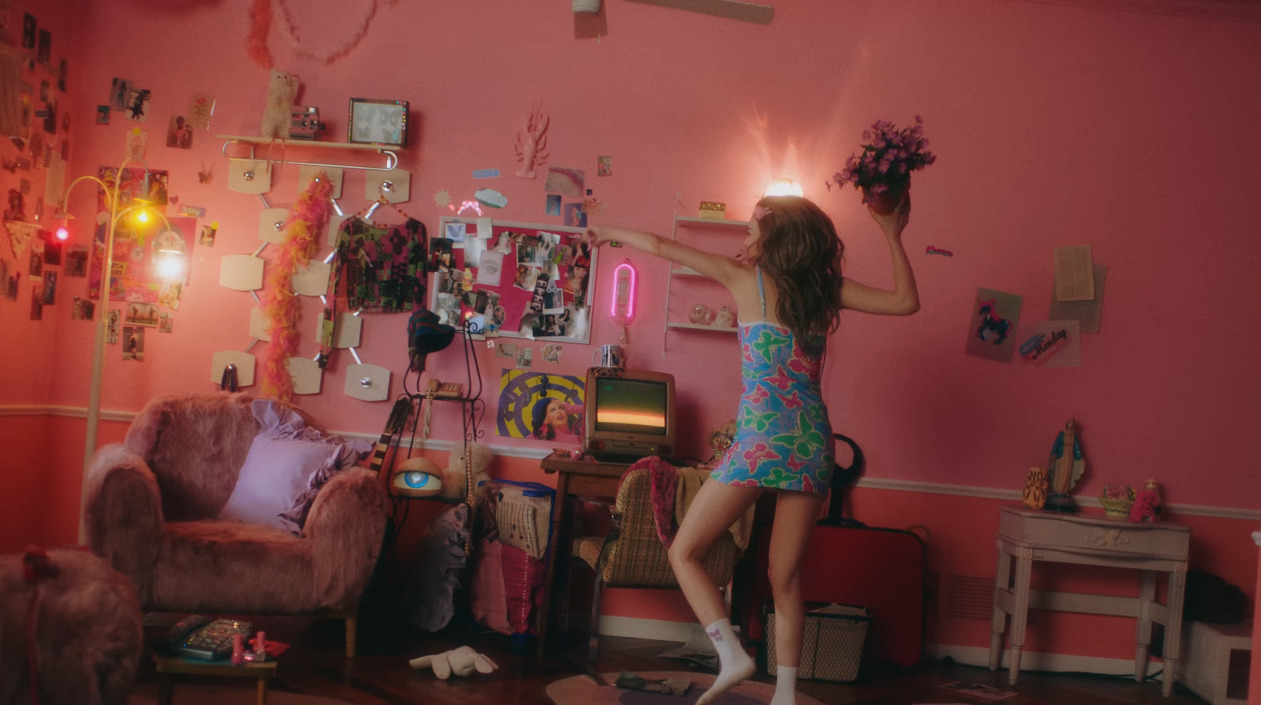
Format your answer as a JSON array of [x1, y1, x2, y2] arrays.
[[84, 392, 388, 658]]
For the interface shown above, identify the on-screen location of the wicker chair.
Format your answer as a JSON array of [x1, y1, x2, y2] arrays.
[[566, 464, 742, 671]]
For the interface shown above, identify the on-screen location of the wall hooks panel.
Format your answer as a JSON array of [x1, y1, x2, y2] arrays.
[[210, 351, 256, 387], [257, 208, 290, 243], [219, 255, 266, 291], [344, 363, 391, 401], [365, 169, 411, 204]]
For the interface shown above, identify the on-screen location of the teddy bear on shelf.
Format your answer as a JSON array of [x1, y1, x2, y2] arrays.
[[1129, 478, 1162, 522], [713, 305, 736, 328], [409, 645, 499, 679], [260, 69, 299, 139]]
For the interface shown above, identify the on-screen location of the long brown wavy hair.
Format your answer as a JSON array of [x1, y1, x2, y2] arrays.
[[750, 196, 843, 354]]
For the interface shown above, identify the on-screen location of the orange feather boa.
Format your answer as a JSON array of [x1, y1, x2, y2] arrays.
[[259, 173, 333, 401]]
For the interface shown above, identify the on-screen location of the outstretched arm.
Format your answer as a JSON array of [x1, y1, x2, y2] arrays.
[[840, 197, 920, 316], [587, 226, 745, 289]]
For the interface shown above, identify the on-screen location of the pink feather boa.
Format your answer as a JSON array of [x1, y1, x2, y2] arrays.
[[259, 173, 333, 401]]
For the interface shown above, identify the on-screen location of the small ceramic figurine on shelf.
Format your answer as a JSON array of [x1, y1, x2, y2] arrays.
[[1100, 483, 1136, 518], [1046, 418, 1086, 513], [1021, 467, 1048, 510], [713, 305, 735, 328], [1130, 478, 1162, 522]]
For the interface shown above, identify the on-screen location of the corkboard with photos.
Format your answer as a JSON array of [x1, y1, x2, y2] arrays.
[[429, 217, 597, 344]]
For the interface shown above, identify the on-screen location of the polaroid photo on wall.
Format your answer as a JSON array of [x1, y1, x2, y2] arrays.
[[106, 309, 120, 343], [41, 271, 56, 305], [122, 326, 144, 361], [125, 302, 159, 327], [477, 250, 504, 286]]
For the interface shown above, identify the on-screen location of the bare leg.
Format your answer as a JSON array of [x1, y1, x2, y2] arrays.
[[768, 491, 826, 705], [668, 480, 761, 705]]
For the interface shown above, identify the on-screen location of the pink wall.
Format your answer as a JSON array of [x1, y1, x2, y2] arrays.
[[0, 0, 1257, 665]]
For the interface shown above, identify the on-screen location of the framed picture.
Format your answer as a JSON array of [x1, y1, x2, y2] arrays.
[[347, 98, 408, 148]]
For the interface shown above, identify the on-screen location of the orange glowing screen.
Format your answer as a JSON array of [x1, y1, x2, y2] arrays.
[[596, 409, 666, 427]]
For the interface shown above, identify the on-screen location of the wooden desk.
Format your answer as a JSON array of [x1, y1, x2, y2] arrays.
[[537, 453, 633, 654], [989, 506, 1191, 697]]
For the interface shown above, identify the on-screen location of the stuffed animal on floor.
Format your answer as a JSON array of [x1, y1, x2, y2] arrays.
[[1129, 478, 1162, 522], [408, 645, 499, 679], [260, 69, 299, 139], [440, 442, 493, 504]]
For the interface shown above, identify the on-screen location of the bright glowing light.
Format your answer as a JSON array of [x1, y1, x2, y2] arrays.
[[156, 252, 184, 280], [611, 259, 637, 325], [135, 208, 150, 224], [764, 178, 803, 197], [55, 225, 70, 241]]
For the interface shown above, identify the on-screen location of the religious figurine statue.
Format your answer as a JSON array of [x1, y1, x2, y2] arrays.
[[1021, 467, 1048, 510], [1046, 418, 1086, 512]]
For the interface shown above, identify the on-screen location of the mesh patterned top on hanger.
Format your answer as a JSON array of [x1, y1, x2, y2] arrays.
[[332, 216, 428, 313]]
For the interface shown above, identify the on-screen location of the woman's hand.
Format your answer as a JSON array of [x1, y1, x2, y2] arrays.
[[869, 192, 911, 241], [586, 226, 616, 249]]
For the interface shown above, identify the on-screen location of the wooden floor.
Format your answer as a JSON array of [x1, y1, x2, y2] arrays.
[[134, 614, 1211, 705]]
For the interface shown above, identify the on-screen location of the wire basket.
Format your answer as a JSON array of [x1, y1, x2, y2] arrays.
[[765, 603, 870, 682]]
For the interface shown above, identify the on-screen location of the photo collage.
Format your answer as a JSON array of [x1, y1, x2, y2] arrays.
[[430, 220, 593, 341]]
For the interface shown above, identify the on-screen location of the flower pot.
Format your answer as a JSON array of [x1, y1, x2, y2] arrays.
[[862, 178, 909, 216]]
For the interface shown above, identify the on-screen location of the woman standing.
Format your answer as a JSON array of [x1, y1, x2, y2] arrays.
[[587, 194, 918, 705]]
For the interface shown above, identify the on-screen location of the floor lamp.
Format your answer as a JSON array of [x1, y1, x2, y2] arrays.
[[56, 153, 176, 543]]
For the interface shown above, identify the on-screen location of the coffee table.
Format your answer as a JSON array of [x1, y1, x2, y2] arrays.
[[152, 653, 278, 705]]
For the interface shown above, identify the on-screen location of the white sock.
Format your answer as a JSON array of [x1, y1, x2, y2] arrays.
[[770, 665, 798, 705], [696, 619, 755, 705]]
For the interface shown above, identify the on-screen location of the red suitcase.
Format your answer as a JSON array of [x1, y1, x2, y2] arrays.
[[742, 520, 927, 668]]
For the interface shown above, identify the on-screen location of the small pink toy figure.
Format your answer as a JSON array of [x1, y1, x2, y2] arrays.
[[1129, 478, 1162, 522], [231, 633, 245, 665]]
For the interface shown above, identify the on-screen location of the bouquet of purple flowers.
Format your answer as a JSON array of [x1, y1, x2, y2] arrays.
[[832, 116, 937, 211]]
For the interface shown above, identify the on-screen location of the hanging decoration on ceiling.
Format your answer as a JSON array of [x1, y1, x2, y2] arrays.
[[513, 102, 550, 179], [259, 173, 333, 401], [247, 0, 388, 68]]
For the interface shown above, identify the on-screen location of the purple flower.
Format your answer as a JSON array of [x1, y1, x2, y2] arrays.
[[831, 116, 938, 197]]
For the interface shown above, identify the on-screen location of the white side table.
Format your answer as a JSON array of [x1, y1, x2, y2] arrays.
[[989, 505, 1191, 697]]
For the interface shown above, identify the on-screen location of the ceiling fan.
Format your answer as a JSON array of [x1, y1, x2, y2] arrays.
[[624, 0, 774, 25]]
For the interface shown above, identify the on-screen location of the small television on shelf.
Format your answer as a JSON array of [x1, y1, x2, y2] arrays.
[[583, 367, 676, 464]]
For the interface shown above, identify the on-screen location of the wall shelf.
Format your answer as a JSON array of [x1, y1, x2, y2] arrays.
[[666, 321, 738, 333], [219, 135, 400, 172], [662, 214, 745, 355], [674, 216, 751, 228]]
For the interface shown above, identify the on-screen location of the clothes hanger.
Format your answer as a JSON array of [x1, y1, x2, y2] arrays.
[[357, 196, 417, 226]]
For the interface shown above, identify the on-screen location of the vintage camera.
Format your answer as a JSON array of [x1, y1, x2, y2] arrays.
[[289, 106, 325, 140]]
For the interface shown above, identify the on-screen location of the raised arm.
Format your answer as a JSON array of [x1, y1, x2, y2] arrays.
[[839, 197, 920, 316], [588, 226, 745, 289]]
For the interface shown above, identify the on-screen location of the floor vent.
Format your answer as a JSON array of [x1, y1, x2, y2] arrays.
[[948, 575, 995, 621]]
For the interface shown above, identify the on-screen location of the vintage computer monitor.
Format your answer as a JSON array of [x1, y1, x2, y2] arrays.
[[583, 367, 676, 463]]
